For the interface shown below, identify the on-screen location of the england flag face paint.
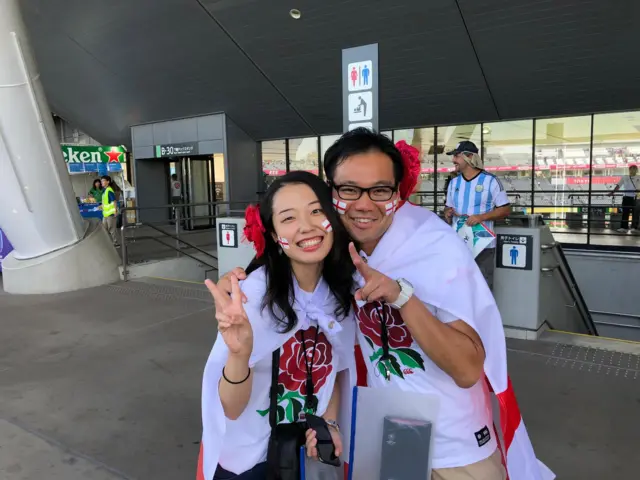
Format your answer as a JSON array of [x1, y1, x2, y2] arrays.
[[332, 197, 347, 215], [321, 219, 333, 232], [277, 236, 290, 249], [385, 198, 398, 216]]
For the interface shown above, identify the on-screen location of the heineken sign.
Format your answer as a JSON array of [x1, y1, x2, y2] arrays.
[[154, 142, 198, 158], [63, 145, 127, 174]]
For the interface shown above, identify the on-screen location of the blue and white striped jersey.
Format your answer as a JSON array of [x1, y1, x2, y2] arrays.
[[446, 171, 510, 248]]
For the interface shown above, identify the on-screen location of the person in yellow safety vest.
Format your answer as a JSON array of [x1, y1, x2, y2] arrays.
[[100, 175, 118, 245]]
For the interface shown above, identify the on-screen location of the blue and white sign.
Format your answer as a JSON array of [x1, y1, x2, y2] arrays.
[[496, 234, 533, 270], [342, 44, 379, 132], [348, 61, 373, 91], [502, 244, 526, 268]]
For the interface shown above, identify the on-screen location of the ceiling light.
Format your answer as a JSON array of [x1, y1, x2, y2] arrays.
[[289, 9, 301, 19]]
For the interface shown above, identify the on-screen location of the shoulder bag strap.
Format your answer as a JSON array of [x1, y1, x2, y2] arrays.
[[269, 348, 280, 428]]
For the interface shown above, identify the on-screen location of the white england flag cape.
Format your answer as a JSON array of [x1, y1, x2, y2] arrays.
[[197, 267, 357, 480], [354, 203, 554, 480]]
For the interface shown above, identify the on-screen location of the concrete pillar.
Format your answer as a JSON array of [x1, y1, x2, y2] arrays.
[[0, 0, 120, 293]]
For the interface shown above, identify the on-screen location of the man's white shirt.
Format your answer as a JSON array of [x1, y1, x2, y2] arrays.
[[616, 175, 639, 198]]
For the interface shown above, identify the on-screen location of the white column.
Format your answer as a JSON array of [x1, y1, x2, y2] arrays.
[[0, 0, 85, 260], [0, 0, 120, 294]]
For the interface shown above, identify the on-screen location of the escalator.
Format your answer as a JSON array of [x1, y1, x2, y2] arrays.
[[541, 239, 598, 335]]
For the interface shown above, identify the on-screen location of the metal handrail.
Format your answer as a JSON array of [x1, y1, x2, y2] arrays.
[[119, 199, 254, 281], [553, 244, 599, 335]]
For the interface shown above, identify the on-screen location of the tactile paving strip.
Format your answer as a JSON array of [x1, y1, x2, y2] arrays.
[[508, 339, 640, 381], [107, 281, 212, 304]]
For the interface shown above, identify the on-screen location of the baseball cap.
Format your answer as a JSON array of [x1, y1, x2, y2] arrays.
[[446, 140, 479, 156]]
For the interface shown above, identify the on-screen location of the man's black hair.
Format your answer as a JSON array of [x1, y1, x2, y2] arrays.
[[323, 128, 404, 184]]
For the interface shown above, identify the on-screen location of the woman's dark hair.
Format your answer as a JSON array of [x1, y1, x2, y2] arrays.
[[245, 171, 356, 333], [323, 128, 405, 185], [93, 179, 102, 189]]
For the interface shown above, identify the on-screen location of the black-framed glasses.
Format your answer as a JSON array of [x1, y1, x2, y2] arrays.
[[332, 184, 397, 202]]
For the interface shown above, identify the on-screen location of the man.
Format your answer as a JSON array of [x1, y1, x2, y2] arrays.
[[213, 130, 551, 480], [100, 175, 118, 245], [443, 141, 510, 290], [609, 164, 639, 233]]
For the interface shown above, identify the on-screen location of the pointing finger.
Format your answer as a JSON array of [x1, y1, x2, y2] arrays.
[[348, 242, 373, 280]]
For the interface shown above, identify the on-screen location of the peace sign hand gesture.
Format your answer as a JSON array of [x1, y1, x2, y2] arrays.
[[349, 242, 401, 304], [205, 276, 253, 358]]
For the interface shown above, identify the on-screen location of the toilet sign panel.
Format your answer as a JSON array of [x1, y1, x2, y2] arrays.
[[342, 44, 378, 132], [347, 61, 373, 91], [219, 223, 238, 248], [348, 91, 373, 122], [497, 234, 533, 270]]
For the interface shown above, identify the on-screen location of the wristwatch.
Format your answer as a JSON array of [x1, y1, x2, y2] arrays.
[[388, 278, 414, 309]]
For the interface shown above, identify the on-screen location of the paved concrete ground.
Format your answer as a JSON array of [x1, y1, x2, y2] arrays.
[[1, 277, 639, 479], [0, 277, 215, 479]]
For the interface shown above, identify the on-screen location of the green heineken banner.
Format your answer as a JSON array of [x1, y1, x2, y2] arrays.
[[62, 145, 127, 174]]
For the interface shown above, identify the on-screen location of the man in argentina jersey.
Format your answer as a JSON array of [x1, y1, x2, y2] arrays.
[[444, 141, 510, 290]]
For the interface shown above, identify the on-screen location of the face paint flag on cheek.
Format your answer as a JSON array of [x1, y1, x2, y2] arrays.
[[277, 236, 290, 249], [385, 198, 399, 216], [332, 197, 347, 215], [321, 219, 333, 232]]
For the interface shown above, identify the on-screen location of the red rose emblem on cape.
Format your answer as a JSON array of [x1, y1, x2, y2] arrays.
[[357, 302, 413, 348], [278, 326, 333, 396]]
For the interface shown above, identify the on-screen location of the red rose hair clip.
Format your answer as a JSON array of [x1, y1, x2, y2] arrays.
[[243, 204, 266, 257], [395, 140, 421, 203]]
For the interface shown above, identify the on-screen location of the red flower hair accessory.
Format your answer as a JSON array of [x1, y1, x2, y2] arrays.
[[243, 204, 266, 257], [395, 140, 421, 202]]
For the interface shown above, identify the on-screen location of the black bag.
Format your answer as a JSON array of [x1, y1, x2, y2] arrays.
[[266, 349, 306, 480]]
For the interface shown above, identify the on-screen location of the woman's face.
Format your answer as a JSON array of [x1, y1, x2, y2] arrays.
[[94, 181, 101, 189], [271, 183, 334, 266]]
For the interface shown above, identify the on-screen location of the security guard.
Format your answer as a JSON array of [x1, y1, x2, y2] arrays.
[[100, 175, 118, 245]]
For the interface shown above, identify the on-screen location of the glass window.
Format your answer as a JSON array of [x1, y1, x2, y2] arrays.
[[320, 135, 341, 179], [213, 153, 226, 201], [483, 120, 533, 212], [534, 116, 592, 244], [394, 128, 436, 210], [436, 124, 482, 213], [261, 140, 286, 187], [592, 111, 640, 247], [288, 137, 319, 174]]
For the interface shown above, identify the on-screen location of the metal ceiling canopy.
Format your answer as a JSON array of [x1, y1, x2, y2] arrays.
[[19, 0, 640, 146]]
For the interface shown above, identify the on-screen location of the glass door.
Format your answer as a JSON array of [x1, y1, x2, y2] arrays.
[[183, 156, 217, 230]]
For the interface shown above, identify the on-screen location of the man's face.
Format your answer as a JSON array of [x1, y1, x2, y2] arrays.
[[331, 150, 398, 253], [451, 153, 466, 171], [630, 166, 638, 176]]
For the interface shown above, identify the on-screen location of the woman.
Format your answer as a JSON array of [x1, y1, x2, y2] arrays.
[[88, 179, 102, 202], [200, 171, 357, 480]]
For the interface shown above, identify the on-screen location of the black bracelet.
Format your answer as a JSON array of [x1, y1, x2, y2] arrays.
[[222, 366, 251, 385]]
